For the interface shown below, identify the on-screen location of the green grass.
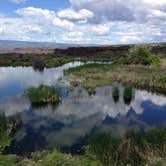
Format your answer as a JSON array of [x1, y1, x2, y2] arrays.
[[0, 55, 75, 68], [27, 85, 60, 105], [0, 154, 17, 166], [0, 150, 101, 166], [88, 128, 166, 166], [45, 57, 75, 68], [65, 63, 111, 74], [39, 150, 101, 166]]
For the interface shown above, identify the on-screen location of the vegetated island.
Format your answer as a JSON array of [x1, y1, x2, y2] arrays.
[[27, 85, 60, 105], [65, 45, 166, 95]]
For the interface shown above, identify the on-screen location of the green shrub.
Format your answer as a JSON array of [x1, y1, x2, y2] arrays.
[[128, 45, 161, 66]]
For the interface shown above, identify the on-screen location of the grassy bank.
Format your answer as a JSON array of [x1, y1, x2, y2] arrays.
[[0, 150, 101, 166], [65, 63, 166, 95], [87, 129, 166, 166], [0, 54, 75, 68]]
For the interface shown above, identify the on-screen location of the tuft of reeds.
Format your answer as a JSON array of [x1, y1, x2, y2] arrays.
[[27, 85, 60, 105], [112, 87, 120, 102], [123, 86, 134, 105]]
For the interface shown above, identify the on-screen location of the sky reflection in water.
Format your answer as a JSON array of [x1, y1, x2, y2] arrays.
[[0, 62, 166, 155]]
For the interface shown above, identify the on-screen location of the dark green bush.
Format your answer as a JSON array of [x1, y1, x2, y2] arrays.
[[128, 45, 161, 66], [33, 57, 45, 71]]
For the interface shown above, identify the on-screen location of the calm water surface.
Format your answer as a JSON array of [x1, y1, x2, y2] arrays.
[[0, 62, 166, 155]]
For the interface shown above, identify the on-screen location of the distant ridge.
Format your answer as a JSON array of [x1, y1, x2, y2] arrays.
[[0, 40, 165, 54], [0, 40, 81, 48], [0, 40, 88, 53]]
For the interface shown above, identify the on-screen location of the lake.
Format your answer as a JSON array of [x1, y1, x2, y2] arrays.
[[0, 62, 166, 155]]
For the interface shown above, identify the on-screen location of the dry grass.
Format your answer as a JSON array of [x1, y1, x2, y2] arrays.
[[161, 58, 166, 67], [66, 63, 166, 94]]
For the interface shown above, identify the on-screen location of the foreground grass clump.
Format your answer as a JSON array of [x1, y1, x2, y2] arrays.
[[112, 86, 134, 104], [65, 63, 166, 95], [27, 85, 60, 105], [0, 114, 22, 153], [123, 86, 134, 105], [0, 114, 10, 153], [117, 45, 161, 66], [88, 128, 166, 166], [87, 87, 96, 96], [112, 87, 119, 102]]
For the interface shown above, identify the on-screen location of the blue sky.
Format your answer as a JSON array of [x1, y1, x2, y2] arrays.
[[0, 0, 69, 16], [0, 0, 165, 44]]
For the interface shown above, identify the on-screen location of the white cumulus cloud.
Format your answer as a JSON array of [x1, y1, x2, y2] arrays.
[[10, 0, 26, 4], [58, 8, 94, 22], [52, 17, 74, 31], [1, 0, 166, 44]]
